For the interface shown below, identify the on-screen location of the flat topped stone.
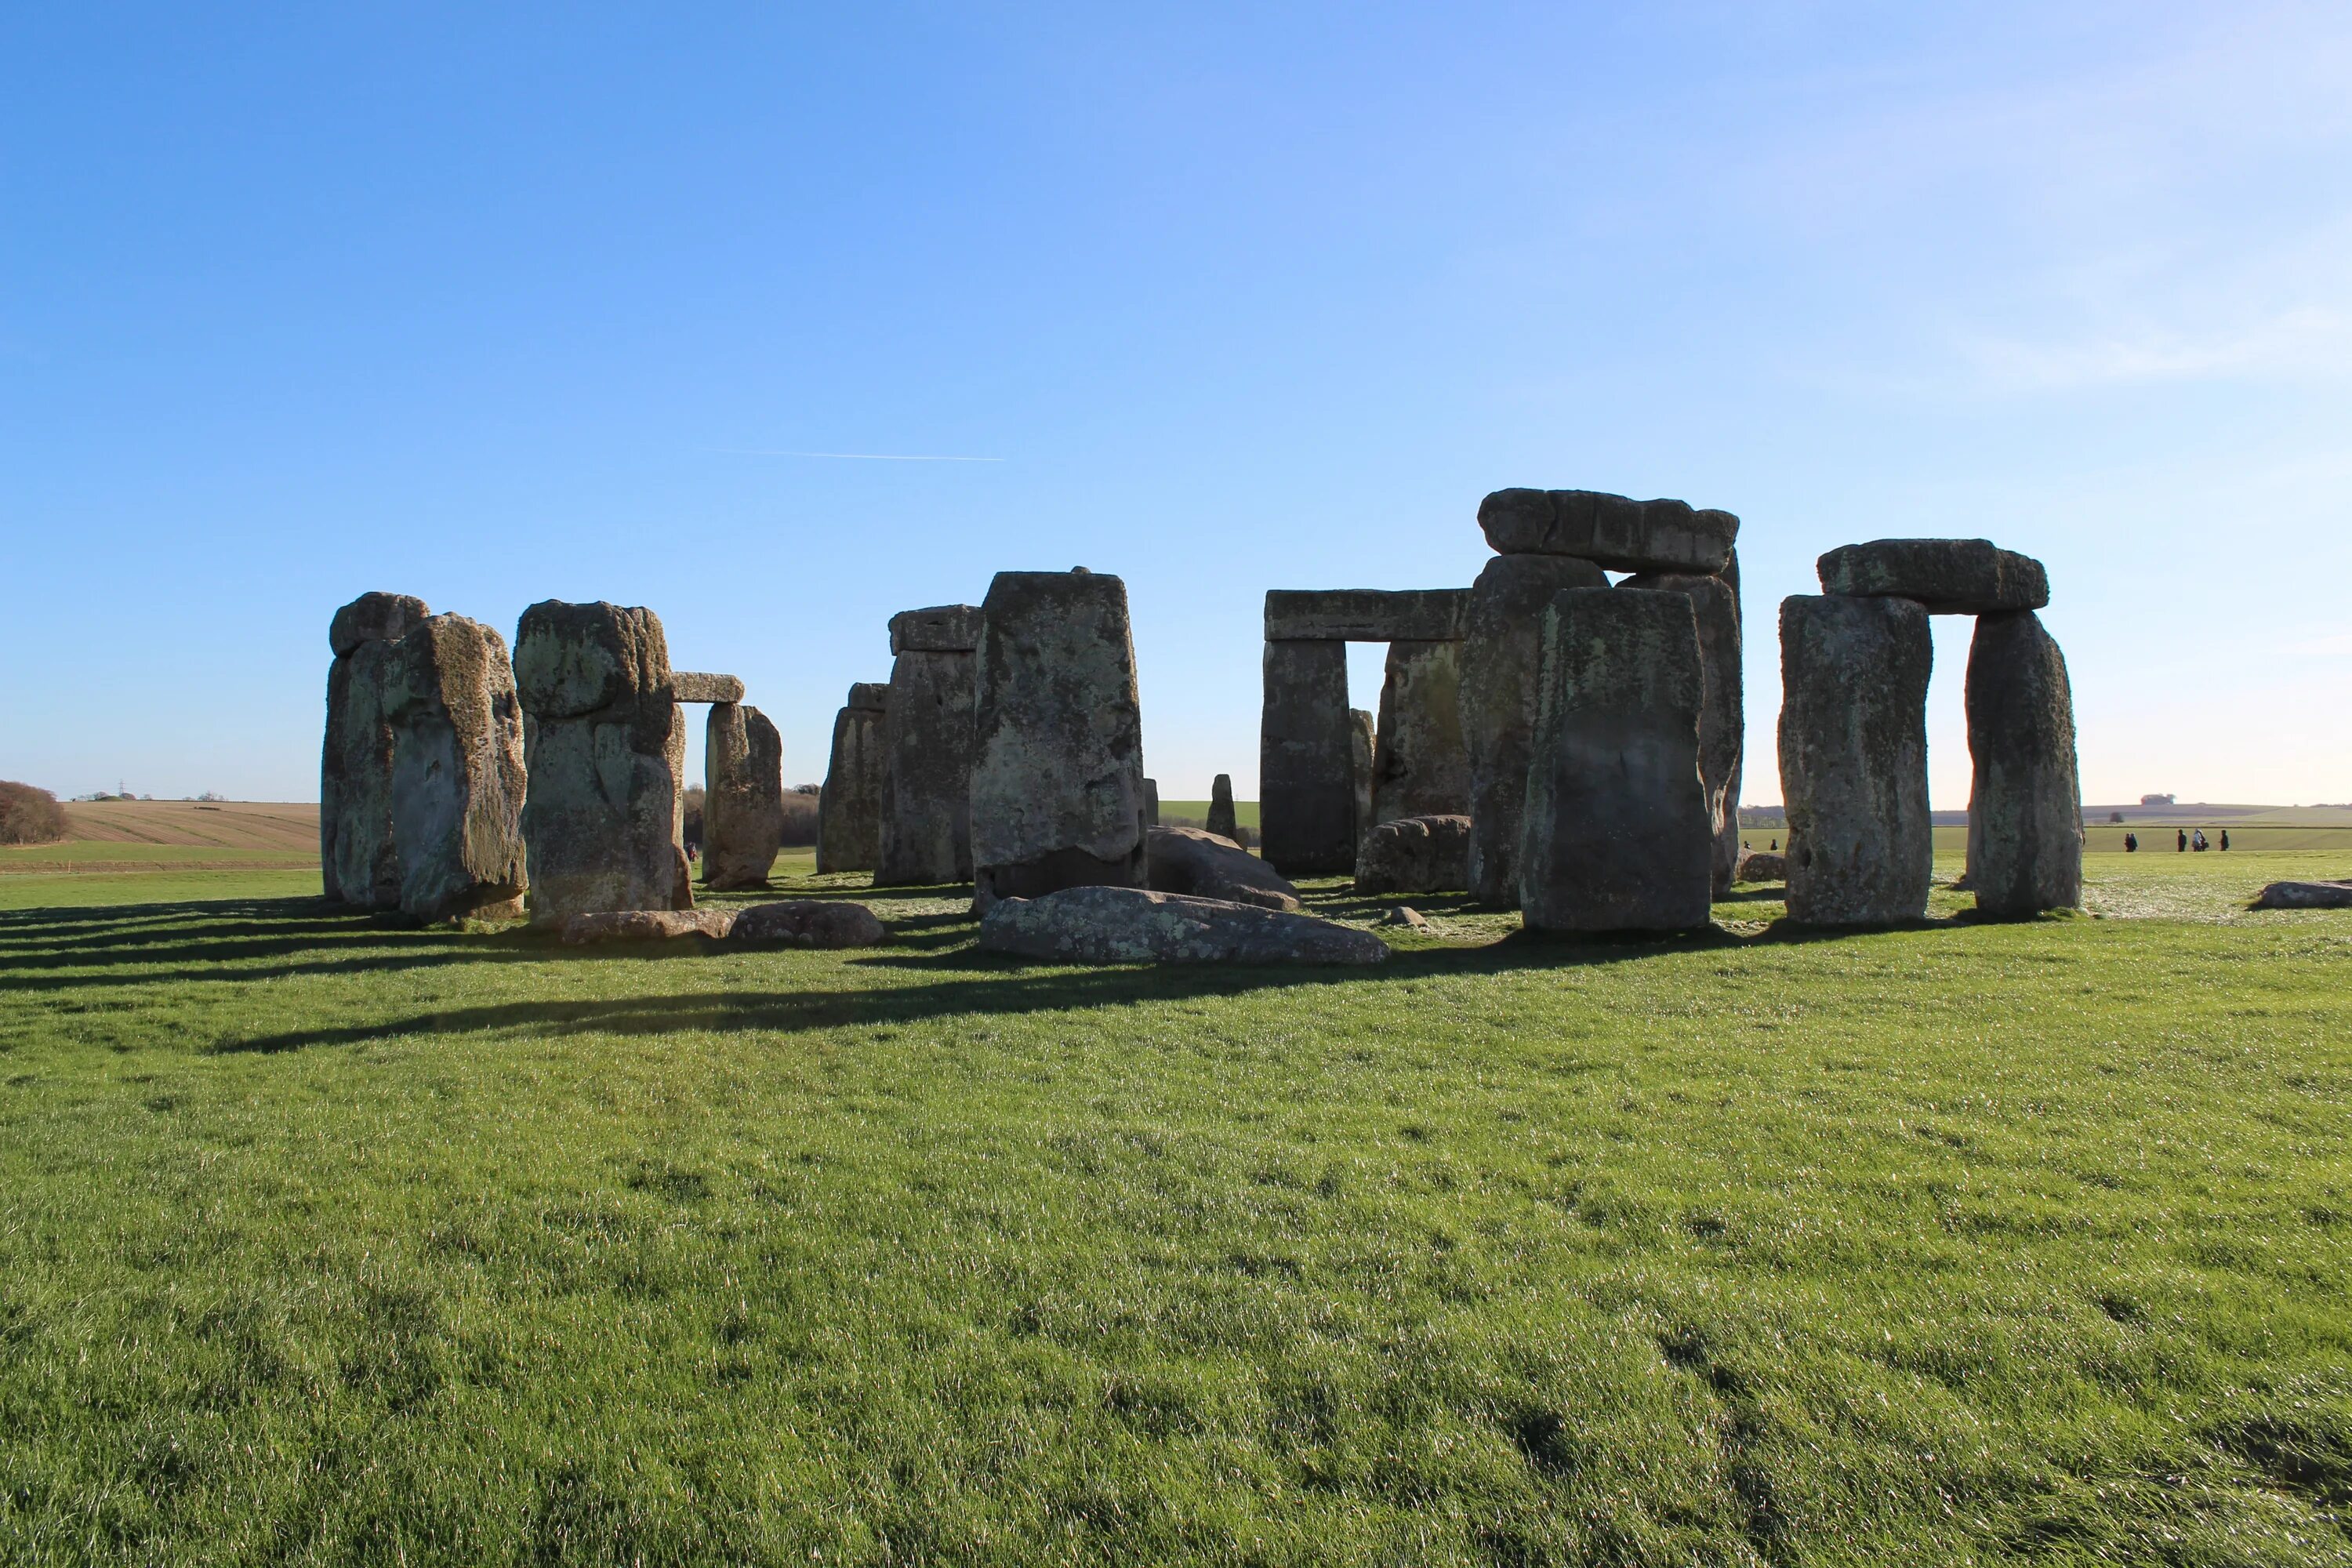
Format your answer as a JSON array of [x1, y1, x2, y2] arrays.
[[1265, 589, 1467, 643], [1478, 490, 1738, 575], [329, 592, 430, 657], [845, 681, 891, 711], [1817, 539, 2049, 615], [979, 885, 1388, 966], [670, 671, 745, 704], [890, 604, 984, 655], [2252, 880, 2352, 910]]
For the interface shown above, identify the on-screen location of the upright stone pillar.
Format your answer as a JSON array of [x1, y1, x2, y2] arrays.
[[514, 600, 688, 924], [1206, 773, 1239, 842], [970, 570, 1148, 906], [878, 604, 980, 887], [1349, 710, 1377, 850], [321, 592, 430, 907], [1519, 589, 1713, 931], [1145, 779, 1160, 828], [704, 702, 786, 890], [1260, 639, 1354, 874], [1621, 563, 1742, 897], [381, 613, 530, 922], [1460, 554, 1606, 906], [1369, 640, 1469, 829], [1965, 611, 2082, 917], [817, 682, 888, 873], [1778, 594, 1933, 926]]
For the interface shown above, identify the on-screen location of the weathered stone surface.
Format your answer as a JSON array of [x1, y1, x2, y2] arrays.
[[817, 684, 887, 874], [1349, 709, 1377, 848], [1145, 778, 1160, 827], [670, 671, 744, 704], [2253, 880, 2352, 909], [728, 899, 887, 947], [1355, 814, 1471, 895], [1207, 774, 1239, 840], [1478, 490, 1738, 575], [1370, 641, 1469, 829], [1817, 539, 2049, 615], [1736, 850, 1788, 884], [559, 908, 734, 943], [1621, 565, 1743, 896], [1459, 553, 1610, 906], [1260, 640, 1354, 874], [1377, 906, 1429, 930], [970, 571, 1148, 906], [1263, 589, 1467, 643], [1521, 590, 1714, 931], [1779, 595, 1933, 926], [703, 702, 786, 890], [322, 593, 432, 907], [1965, 611, 2082, 917], [889, 604, 984, 655], [1146, 826, 1302, 911], [514, 601, 688, 924], [328, 591, 430, 660], [877, 645, 976, 885], [979, 885, 1388, 965], [379, 614, 529, 922]]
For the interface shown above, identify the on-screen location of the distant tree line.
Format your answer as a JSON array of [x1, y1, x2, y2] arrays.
[[0, 782, 67, 846]]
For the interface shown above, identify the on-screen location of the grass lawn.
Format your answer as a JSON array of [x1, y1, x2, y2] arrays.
[[1159, 800, 1263, 832], [2, 851, 2349, 1563]]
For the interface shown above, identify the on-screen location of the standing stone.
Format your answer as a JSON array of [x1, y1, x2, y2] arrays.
[[969, 571, 1148, 906], [1520, 589, 1714, 932], [1349, 709, 1377, 849], [321, 592, 430, 907], [1145, 778, 1160, 828], [1965, 611, 2082, 917], [1206, 774, 1239, 841], [1621, 563, 1742, 897], [877, 605, 980, 886], [1370, 640, 1470, 830], [816, 682, 888, 874], [1778, 595, 1933, 926], [704, 702, 786, 890], [1460, 554, 1608, 906], [380, 613, 529, 922], [514, 600, 688, 924], [1260, 639, 1354, 874]]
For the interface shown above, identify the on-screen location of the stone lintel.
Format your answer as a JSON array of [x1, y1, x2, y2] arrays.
[[1264, 588, 1467, 643], [670, 671, 745, 704]]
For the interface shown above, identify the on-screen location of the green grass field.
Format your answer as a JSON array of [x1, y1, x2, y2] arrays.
[[2, 851, 2349, 1563], [1159, 800, 1263, 831]]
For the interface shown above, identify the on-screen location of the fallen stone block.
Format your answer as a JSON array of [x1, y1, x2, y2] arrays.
[[560, 909, 735, 943], [1478, 489, 1738, 575], [978, 885, 1388, 965], [1735, 850, 1788, 884], [1355, 815, 1471, 895], [729, 900, 887, 947], [1147, 826, 1302, 911], [2252, 880, 2352, 909], [1817, 539, 2049, 615], [1377, 906, 1429, 930]]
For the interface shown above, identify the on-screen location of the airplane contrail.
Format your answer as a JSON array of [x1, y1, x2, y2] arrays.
[[710, 448, 1005, 462]]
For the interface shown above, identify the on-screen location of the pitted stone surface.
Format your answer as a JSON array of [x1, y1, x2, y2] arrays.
[[1621, 564, 1744, 896], [1260, 641, 1352, 873], [1736, 850, 1788, 884], [379, 613, 529, 922], [1965, 611, 2082, 917], [322, 592, 432, 907], [559, 908, 735, 943], [670, 671, 744, 704], [846, 681, 891, 712], [979, 885, 1388, 965], [1147, 826, 1302, 912], [817, 692, 887, 874], [728, 900, 887, 947], [703, 702, 786, 890], [1478, 490, 1738, 575], [877, 645, 977, 886], [328, 592, 430, 659], [889, 604, 984, 655], [1354, 815, 1471, 895], [1370, 641, 1469, 829], [1817, 539, 2049, 615], [1263, 589, 1467, 643]]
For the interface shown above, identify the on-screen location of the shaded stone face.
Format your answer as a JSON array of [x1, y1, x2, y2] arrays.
[[1817, 539, 2049, 615], [1778, 594, 1934, 926], [978, 885, 1388, 966], [1477, 490, 1738, 575], [1965, 611, 2082, 918], [728, 900, 887, 947], [816, 687, 887, 874], [1206, 774, 1238, 841], [1458, 554, 1609, 906], [1146, 825, 1302, 911], [889, 604, 984, 655], [514, 600, 687, 924], [703, 702, 786, 891], [328, 592, 429, 659], [379, 614, 530, 922], [1621, 564, 1743, 897], [321, 637, 405, 909], [1263, 589, 1467, 642], [877, 646, 976, 885], [1519, 589, 1715, 931], [969, 571, 1148, 906], [1259, 640, 1354, 875], [1370, 640, 1469, 829], [1354, 814, 1471, 895], [1145, 778, 1160, 827], [1349, 709, 1377, 851]]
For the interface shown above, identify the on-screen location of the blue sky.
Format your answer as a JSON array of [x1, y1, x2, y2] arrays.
[[5, 2, 2347, 806]]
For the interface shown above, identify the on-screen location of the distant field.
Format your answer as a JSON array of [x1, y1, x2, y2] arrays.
[[1159, 800, 1261, 829], [0, 800, 320, 876]]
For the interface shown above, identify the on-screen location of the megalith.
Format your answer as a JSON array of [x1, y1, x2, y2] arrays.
[[1817, 539, 2048, 615], [1519, 589, 1714, 931], [1459, 554, 1607, 906], [969, 570, 1147, 906], [1260, 639, 1354, 874], [877, 604, 980, 886], [1145, 778, 1160, 828], [513, 600, 688, 924], [321, 591, 430, 908], [1778, 594, 1933, 926], [816, 682, 888, 874], [1621, 562, 1743, 897], [1370, 640, 1469, 829], [1478, 489, 1738, 575], [704, 702, 786, 890], [380, 613, 530, 922], [1349, 709, 1377, 848], [1206, 773, 1239, 841], [1965, 611, 2082, 917]]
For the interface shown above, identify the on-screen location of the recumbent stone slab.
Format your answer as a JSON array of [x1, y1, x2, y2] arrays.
[[1478, 490, 1738, 575], [559, 908, 735, 943], [703, 702, 786, 890], [1146, 826, 1302, 912], [1355, 814, 1471, 896], [1965, 610, 2082, 917], [728, 900, 887, 947], [380, 613, 530, 922], [1817, 539, 2049, 615], [979, 886, 1388, 966]]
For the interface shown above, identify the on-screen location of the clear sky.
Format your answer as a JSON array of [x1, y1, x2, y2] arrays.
[[5, 2, 2347, 808]]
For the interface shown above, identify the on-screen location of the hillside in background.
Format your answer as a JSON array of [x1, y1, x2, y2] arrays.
[[0, 800, 321, 874]]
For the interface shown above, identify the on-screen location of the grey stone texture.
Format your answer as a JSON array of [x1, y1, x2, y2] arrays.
[[1207, 774, 1239, 841], [2253, 880, 2352, 909], [1459, 553, 1610, 906], [1778, 594, 1935, 926], [1621, 563, 1744, 896], [1259, 639, 1355, 874], [669, 671, 744, 704], [1370, 640, 1470, 829], [1146, 826, 1303, 912], [703, 702, 786, 890], [889, 604, 984, 654], [728, 900, 887, 947], [1354, 814, 1472, 895], [1478, 489, 1738, 575], [1349, 709, 1377, 849], [1817, 539, 2049, 615], [1520, 589, 1715, 931], [1965, 611, 2082, 917], [1377, 906, 1429, 930], [379, 613, 529, 923], [1263, 589, 1467, 643], [978, 885, 1388, 966], [321, 592, 430, 907], [816, 682, 887, 874], [514, 600, 690, 924], [969, 571, 1149, 906], [559, 908, 735, 943], [1736, 850, 1788, 884], [328, 591, 430, 660], [1145, 778, 1160, 827], [877, 644, 977, 886]]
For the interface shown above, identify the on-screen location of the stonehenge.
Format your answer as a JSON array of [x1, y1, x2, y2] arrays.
[[817, 682, 888, 873], [379, 613, 530, 923], [1965, 611, 2082, 918], [1146, 825, 1301, 912], [1206, 774, 1238, 841], [1477, 490, 1738, 575], [877, 604, 981, 886], [1817, 539, 2048, 615], [1369, 640, 1468, 829], [980, 886, 1388, 966], [321, 591, 430, 908], [1355, 815, 1471, 896], [1620, 560, 1743, 896], [702, 702, 786, 890], [1260, 638, 1355, 873]]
